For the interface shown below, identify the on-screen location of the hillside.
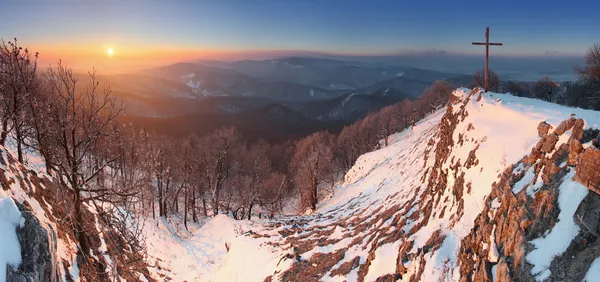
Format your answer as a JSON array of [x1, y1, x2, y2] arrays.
[[135, 88, 600, 281], [0, 143, 151, 281], [4, 88, 600, 281]]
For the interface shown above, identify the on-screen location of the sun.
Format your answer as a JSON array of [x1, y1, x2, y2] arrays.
[[107, 48, 114, 57]]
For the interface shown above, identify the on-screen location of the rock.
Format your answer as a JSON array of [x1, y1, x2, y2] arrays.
[[554, 117, 576, 136], [568, 139, 584, 166], [574, 191, 600, 234], [374, 273, 401, 282], [536, 134, 559, 154], [572, 119, 585, 141], [6, 202, 59, 282], [537, 121, 552, 137], [582, 129, 600, 144], [474, 259, 492, 282], [527, 147, 543, 164], [519, 218, 531, 231], [575, 147, 600, 194], [495, 256, 512, 282]]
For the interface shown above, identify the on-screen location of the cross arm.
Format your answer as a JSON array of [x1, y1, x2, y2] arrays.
[[472, 42, 503, 46]]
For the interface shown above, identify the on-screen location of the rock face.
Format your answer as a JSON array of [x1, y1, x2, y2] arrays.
[[494, 256, 511, 282], [7, 202, 59, 282], [536, 133, 559, 153], [574, 191, 600, 235], [575, 147, 600, 194], [537, 121, 552, 137]]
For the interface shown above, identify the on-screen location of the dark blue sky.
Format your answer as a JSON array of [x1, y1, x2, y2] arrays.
[[1, 0, 598, 72]]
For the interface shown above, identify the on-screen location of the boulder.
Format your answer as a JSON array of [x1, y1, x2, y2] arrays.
[[537, 121, 552, 137], [571, 119, 585, 141], [494, 256, 512, 282], [575, 147, 600, 194], [536, 134, 559, 154], [568, 139, 584, 166], [554, 117, 576, 136], [574, 191, 600, 235], [6, 202, 59, 282]]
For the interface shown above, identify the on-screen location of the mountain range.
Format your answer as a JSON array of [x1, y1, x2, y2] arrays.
[[102, 57, 473, 139]]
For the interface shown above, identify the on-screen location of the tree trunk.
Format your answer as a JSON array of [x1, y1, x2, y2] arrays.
[[74, 189, 89, 255], [152, 185, 156, 219], [311, 176, 318, 211], [202, 197, 208, 217], [184, 184, 188, 230], [0, 118, 8, 146], [164, 177, 170, 218], [157, 174, 164, 217], [16, 128, 23, 163], [192, 188, 197, 222], [212, 191, 219, 216], [247, 203, 253, 220]]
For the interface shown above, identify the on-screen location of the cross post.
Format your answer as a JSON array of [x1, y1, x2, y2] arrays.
[[472, 27, 503, 92]]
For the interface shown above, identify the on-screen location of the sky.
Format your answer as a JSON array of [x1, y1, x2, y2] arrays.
[[1, 0, 599, 73]]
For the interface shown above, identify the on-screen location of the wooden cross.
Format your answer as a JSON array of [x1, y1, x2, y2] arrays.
[[472, 27, 503, 92]]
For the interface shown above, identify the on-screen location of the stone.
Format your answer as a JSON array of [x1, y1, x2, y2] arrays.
[[574, 189, 600, 235], [554, 117, 576, 136], [537, 121, 552, 137], [582, 129, 600, 144], [536, 134, 559, 154], [494, 256, 512, 282], [568, 139, 584, 166], [572, 119, 585, 141], [6, 202, 59, 282], [374, 273, 401, 282], [575, 147, 600, 194]]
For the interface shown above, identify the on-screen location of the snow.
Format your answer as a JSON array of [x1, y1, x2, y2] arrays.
[[1, 88, 594, 281], [488, 225, 499, 263], [144, 213, 288, 281], [526, 169, 589, 281], [362, 242, 401, 282], [0, 192, 23, 282], [584, 257, 600, 281]]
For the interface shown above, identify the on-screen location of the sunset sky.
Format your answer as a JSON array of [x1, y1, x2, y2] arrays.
[[2, 0, 599, 74]]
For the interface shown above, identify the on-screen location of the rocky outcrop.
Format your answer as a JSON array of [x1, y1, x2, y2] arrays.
[[574, 191, 600, 235], [7, 202, 59, 282], [494, 257, 511, 282], [537, 121, 552, 137], [575, 147, 600, 193]]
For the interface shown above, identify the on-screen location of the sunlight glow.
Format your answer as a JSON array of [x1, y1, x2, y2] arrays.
[[107, 48, 114, 57]]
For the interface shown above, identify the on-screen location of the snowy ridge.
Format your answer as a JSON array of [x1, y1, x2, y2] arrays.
[[6, 87, 598, 281], [171, 88, 600, 282]]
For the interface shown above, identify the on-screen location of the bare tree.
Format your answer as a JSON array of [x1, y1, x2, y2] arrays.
[[198, 127, 240, 216], [505, 80, 530, 97], [43, 61, 123, 255], [240, 140, 273, 219], [532, 77, 559, 102], [472, 69, 500, 92], [291, 131, 334, 213], [419, 80, 455, 113], [0, 39, 39, 162], [576, 43, 600, 82], [376, 105, 398, 147]]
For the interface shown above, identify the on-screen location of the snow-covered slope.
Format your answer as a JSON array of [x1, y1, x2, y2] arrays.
[[17, 87, 594, 282], [201, 88, 599, 282], [0, 144, 152, 281]]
